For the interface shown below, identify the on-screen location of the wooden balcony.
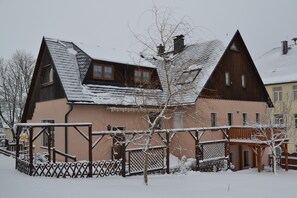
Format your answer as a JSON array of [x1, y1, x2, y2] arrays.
[[229, 126, 287, 142]]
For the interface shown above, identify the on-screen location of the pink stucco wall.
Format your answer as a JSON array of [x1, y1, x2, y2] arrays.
[[29, 97, 269, 169]]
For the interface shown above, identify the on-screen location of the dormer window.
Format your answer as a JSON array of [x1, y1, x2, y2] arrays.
[[42, 64, 53, 85], [93, 64, 114, 80], [134, 69, 151, 84], [177, 69, 201, 85]]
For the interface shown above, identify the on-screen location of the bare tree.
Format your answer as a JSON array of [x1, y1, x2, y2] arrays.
[[0, 50, 35, 139], [128, 6, 206, 185], [252, 101, 291, 174]]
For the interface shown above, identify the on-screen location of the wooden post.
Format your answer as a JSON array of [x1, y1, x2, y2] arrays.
[[195, 131, 200, 171], [252, 146, 256, 168], [53, 148, 56, 163], [284, 143, 288, 171], [88, 125, 93, 178], [225, 129, 230, 169], [239, 145, 243, 170], [257, 146, 262, 173], [15, 126, 20, 169], [47, 126, 51, 162], [166, 132, 170, 174], [121, 143, 126, 177], [29, 127, 33, 176]]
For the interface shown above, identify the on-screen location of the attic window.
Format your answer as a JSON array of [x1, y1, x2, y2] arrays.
[[230, 42, 239, 52], [42, 64, 53, 85], [177, 69, 201, 85], [93, 64, 114, 80], [134, 69, 151, 84]]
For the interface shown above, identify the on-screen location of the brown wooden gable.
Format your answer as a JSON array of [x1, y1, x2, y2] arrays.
[[83, 60, 162, 89], [22, 38, 66, 122], [200, 31, 273, 106]]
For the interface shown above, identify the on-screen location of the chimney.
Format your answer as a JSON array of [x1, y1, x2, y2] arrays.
[[157, 44, 165, 56], [281, 40, 288, 55], [292, 37, 297, 45], [173, 35, 185, 54]]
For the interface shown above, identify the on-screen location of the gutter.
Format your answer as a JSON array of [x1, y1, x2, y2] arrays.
[[64, 103, 74, 162]]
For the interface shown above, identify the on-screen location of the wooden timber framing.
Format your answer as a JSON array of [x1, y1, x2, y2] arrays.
[[14, 123, 289, 177]]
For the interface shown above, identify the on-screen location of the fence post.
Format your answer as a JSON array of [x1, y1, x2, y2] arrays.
[[285, 143, 288, 171], [29, 127, 33, 176], [47, 126, 51, 162], [88, 125, 93, 178], [195, 130, 200, 171], [53, 148, 56, 163], [15, 126, 20, 169], [226, 129, 231, 169], [121, 143, 126, 177], [166, 131, 170, 174]]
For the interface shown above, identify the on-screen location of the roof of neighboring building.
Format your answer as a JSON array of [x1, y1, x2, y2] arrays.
[[256, 43, 297, 85]]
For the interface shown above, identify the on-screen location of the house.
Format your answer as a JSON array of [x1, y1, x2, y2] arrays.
[[21, 30, 282, 172], [256, 39, 297, 153]]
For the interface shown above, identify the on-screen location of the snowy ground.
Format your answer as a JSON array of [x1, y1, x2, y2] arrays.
[[0, 154, 296, 198]]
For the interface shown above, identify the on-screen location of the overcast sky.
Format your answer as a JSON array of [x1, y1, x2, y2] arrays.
[[0, 0, 296, 60]]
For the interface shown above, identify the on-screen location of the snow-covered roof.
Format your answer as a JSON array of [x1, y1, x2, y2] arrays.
[[75, 42, 155, 68], [256, 43, 297, 85], [44, 37, 226, 106], [151, 40, 225, 105]]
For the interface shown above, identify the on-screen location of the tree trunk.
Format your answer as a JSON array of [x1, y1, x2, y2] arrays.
[[144, 152, 149, 185]]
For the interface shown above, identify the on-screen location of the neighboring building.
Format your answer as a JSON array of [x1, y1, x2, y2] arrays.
[[256, 39, 297, 153], [22, 30, 275, 171]]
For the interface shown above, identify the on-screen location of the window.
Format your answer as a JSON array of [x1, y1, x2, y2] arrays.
[[273, 87, 282, 102], [294, 114, 297, 128], [42, 120, 55, 147], [211, 113, 217, 127], [256, 113, 260, 124], [243, 150, 249, 167], [42, 64, 53, 85], [274, 114, 284, 125], [93, 64, 114, 80], [173, 112, 183, 129], [241, 75, 246, 88], [293, 85, 297, 100], [225, 72, 230, 86], [242, 113, 247, 125], [177, 69, 201, 85], [230, 42, 239, 52], [148, 113, 162, 129], [134, 69, 151, 84], [227, 113, 233, 126]]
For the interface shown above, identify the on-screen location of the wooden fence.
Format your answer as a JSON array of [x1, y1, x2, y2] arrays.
[[281, 153, 297, 170]]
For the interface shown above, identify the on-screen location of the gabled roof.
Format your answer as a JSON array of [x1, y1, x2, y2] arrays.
[[256, 43, 297, 85], [24, 30, 271, 123]]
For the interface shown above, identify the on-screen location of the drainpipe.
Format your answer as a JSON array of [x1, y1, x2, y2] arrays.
[[64, 103, 74, 162]]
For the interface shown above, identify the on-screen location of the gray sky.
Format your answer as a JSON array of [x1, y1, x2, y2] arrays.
[[0, 0, 296, 60]]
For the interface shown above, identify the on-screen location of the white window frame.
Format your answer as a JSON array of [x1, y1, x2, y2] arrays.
[[42, 120, 55, 148], [241, 74, 246, 88], [293, 85, 297, 100], [273, 87, 282, 102], [93, 64, 114, 80], [256, 113, 260, 124], [42, 64, 53, 85], [211, 113, 217, 127], [173, 112, 184, 129], [274, 114, 284, 125], [227, 113, 233, 126], [242, 113, 248, 125], [225, 72, 230, 86]]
